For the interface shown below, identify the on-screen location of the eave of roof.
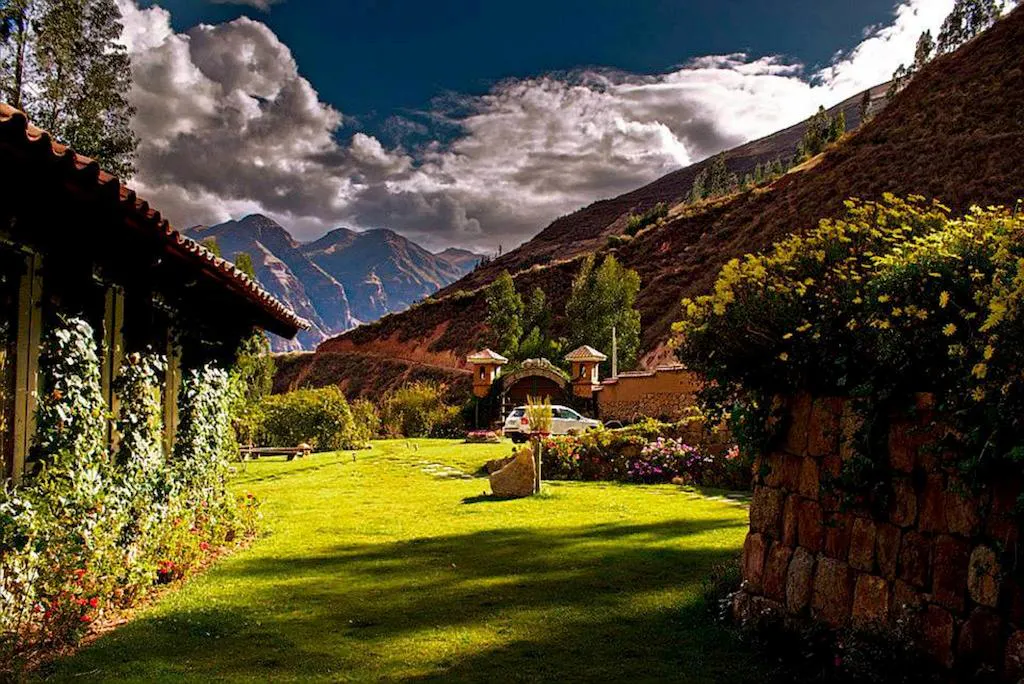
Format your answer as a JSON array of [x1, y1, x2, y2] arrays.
[[0, 102, 307, 338]]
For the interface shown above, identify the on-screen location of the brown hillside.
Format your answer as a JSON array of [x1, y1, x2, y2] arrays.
[[285, 7, 1024, 398]]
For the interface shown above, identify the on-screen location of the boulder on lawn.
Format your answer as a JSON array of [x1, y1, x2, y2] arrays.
[[489, 446, 536, 498], [485, 455, 516, 474]]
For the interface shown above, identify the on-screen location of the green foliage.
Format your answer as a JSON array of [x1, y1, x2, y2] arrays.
[[234, 252, 257, 280], [606, 234, 632, 249], [1, 0, 138, 177], [484, 270, 524, 358], [690, 155, 739, 202], [524, 395, 552, 435], [858, 90, 872, 124], [200, 237, 222, 258], [564, 254, 641, 371], [252, 386, 358, 451], [349, 398, 381, 446], [796, 106, 844, 161], [381, 381, 463, 438], [624, 202, 668, 236], [0, 319, 255, 674], [937, 0, 1001, 55], [673, 195, 1024, 483]]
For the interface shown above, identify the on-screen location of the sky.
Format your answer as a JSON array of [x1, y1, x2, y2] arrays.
[[117, 0, 983, 252]]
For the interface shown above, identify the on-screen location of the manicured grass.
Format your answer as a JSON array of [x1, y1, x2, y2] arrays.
[[40, 439, 760, 682]]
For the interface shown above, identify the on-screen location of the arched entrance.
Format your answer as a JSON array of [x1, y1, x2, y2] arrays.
[[499, 358, 570, 419]]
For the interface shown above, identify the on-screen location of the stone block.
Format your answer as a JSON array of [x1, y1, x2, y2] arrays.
[[918, 474, 947, 534], [888, 477, 917, 528], [956, 607, 1002, 668], [887, 419, 918, 473], [839, 400, 863, 462], [742, 532, 768, 593], [750, 486, 784, 538], [945, 481, 981, 537], [1006, 630, 1024, 681], [823, 511, 852, 561], [782, 494, 799, 547], [898, 531, 930, 588], [821, 452, 842, 480], [798, 457, 820, 500], [812, 557, 853, 626], [852, 574, 889, 625], [807, 397, 842, 458], [1003, 579, 1024, 628], [786, 546, 815, 614], [932, 534, 969, 613], [782, 392, 812, 456], [891, 579, 923, 619], [490, 447, 537, 498], [763, 452, 787, 488], [875, 523, 901, 580], [763, 542, 793, 602], [986, 477, 1022, 547], [920, 604, 955, 668], [848, 517, 877, 572], [797, 498, 824, 553], [780, 453, 802, 492], [967, 544, 1000, 608]]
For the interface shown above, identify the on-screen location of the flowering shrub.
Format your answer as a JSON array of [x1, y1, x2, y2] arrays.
[[541, 422, 745, 488], [673, 195, 1024, 486], [465, 430, 501, 444], [0, 319, 259, 675]]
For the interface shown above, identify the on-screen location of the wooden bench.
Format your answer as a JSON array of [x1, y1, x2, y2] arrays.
[[239, 445, 312, 461]]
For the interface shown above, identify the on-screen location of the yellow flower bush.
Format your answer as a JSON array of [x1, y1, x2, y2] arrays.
[[673, 195, 1024, 474]]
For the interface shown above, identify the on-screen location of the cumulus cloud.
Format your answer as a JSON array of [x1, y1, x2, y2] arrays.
[[117, 0, 990, 251]]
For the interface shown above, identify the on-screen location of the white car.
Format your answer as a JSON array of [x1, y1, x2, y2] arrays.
[[503, 405, 601, 443]]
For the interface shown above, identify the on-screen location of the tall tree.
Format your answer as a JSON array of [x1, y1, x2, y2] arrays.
[[564, 255, 641, 371], [484, 271, 524, 358], [1, 0, 137, 178], [858, 90, 872, 125], [0, 0, 32, 109], [234, 252, 257, 279], [913, 29, 935, 71], [937, 0, 1001, 55]]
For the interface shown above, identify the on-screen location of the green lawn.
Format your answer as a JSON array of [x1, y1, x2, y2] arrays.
[[40, 439, 760, 682]]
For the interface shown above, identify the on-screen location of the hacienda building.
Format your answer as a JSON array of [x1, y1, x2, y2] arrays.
[[0, 103, 305, 482]]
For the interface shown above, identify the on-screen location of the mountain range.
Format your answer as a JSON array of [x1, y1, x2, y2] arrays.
[[275, 6, 1024, 399], [186, 216, 482, 350]]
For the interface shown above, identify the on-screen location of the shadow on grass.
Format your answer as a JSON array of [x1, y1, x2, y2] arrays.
[[41, 518, 759, 682]]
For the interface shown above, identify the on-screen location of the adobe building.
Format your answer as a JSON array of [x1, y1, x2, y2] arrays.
[[0, 103, 305, 482], [466, 343, 703, 425]]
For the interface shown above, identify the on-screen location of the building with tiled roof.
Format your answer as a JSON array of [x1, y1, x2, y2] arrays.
[[0, 102, 305, 481]]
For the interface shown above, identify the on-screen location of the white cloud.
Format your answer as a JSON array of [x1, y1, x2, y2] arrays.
[[117, 0, 989, 251]]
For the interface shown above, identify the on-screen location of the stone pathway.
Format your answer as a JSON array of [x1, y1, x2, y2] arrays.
[[417, 461, 475, 480]]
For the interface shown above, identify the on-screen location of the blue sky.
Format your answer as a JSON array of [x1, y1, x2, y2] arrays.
[[144, 0, 897, 147], [120, 0, 962, 250]]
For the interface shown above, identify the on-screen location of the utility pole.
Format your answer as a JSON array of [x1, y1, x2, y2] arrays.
[[611, 326, 618, 378]]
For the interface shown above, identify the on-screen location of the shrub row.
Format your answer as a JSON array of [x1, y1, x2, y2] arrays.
[[0, 319, 257, 674], [674, 195, 1024, 482], [541, 420, 746, 489]]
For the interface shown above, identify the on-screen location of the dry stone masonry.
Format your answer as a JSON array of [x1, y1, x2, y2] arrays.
[[734, 393, 1024, 678]]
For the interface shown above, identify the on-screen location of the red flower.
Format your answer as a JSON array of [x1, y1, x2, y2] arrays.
[[88, 597, 99, 608], [80, 614, 93, 624], [74, 568, 87, 579], [199, 541, 210, 551]]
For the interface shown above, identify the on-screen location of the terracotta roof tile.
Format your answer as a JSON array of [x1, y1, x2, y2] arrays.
[[466, 348, 509, 364], [564, 345, 608, 362], [0, 102, 306, 336]]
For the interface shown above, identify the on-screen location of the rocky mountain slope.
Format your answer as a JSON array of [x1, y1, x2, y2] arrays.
[[301, 228, 480, 322], [281, 6, 1024, 398], [187, 217, 481, 351]]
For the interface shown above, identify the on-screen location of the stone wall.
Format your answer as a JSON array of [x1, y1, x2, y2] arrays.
[[735, 393, 1024, 678], [596, 366, 702, 423]]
